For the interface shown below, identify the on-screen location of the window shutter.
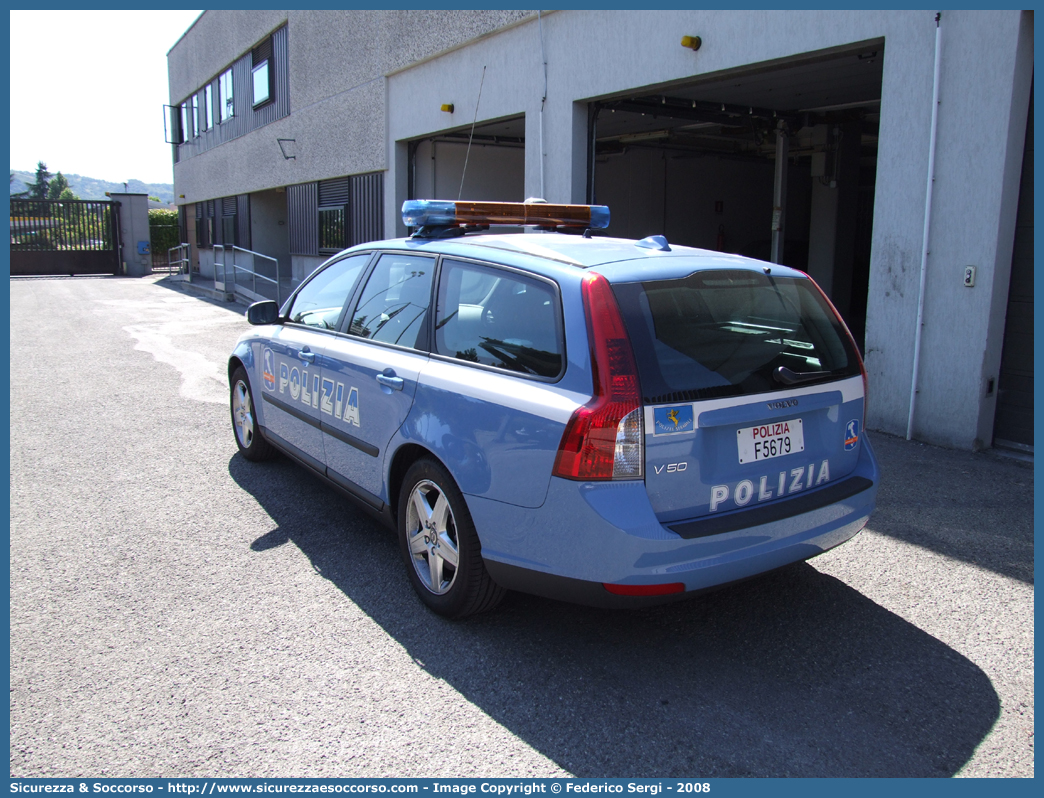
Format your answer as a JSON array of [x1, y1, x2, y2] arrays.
[[252, 37, 273, 67]]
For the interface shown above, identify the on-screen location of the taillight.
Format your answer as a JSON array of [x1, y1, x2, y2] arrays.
[[552, 272, 644, 480], [807, 275, 868, 428]]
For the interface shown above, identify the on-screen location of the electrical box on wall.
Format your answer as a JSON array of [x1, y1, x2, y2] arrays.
[[964, 265, 976, 287]]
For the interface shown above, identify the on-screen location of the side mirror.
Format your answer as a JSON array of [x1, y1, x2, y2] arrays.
[[246, 300, 280, 325]]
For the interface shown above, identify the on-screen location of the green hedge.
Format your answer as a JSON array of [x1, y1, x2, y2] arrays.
[[149, 209, 181, 256]]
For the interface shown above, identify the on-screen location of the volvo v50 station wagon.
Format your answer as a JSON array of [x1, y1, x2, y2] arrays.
[[229, 200, 879, 617]]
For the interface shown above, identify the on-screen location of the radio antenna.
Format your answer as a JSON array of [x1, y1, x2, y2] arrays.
[[458, 65, 487, 201]]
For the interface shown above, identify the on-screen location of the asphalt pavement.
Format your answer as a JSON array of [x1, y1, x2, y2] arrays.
[[8, 275, 1034, 778]]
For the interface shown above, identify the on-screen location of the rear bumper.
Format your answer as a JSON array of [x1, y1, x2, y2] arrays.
[[472, 436, 879, 606]]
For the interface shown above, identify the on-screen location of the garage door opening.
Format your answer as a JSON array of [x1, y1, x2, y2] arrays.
[[590, 41, 884, 349], [409, 115, 525, 204]]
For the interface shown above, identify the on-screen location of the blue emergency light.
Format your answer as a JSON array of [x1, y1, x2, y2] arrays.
[[402, 199, 610, 230]]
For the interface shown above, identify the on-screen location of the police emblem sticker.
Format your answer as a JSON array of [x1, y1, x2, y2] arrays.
[[653, 405, 695, 436], [844, 419, 860, 451], [262, 348, 276, 391]]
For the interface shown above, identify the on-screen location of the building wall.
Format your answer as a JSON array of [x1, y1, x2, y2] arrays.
[[169, 9, 1033, 450], [291, 254, 326, 287], [386, 9, 1032, 448], [109, 194, 152, 277], [249, 189, 291, 286], [867, 11, 1032, 448], [169, 10, 534, 203]]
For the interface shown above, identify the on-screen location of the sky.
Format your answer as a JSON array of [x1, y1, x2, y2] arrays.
[[9, 9, 204, 186]]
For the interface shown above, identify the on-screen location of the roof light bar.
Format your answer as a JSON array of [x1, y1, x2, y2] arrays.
[[402, 199, 610, 230]]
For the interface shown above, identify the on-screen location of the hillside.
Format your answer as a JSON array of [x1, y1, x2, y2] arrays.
[[10, 170, 174, 204]]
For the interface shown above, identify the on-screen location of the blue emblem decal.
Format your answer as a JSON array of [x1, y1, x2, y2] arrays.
[[653, 405, 694, 435], [844, 419, 860, 451], [262, 348, 276, 391]]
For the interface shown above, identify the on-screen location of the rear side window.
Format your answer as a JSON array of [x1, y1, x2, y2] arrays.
[[348, 253, 434, 349], [435, 259, 563, 378], [612, 269, 860, 403]]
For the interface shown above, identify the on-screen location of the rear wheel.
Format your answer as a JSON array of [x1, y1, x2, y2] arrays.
[[230, 365, 275, 461], [397, 459, 505, 618]]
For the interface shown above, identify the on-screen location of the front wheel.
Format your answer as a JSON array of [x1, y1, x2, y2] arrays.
[[230, 365, 275, 461], [397, 459, 505, 618]]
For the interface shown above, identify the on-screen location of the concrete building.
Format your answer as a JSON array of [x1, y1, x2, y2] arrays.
[[167, 9, 1033, 453]]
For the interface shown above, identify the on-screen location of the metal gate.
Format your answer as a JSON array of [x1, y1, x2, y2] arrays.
[[10, 199, 121, 276]]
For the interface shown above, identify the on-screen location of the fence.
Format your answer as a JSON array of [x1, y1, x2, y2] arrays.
[[10, 199, 119, 275]]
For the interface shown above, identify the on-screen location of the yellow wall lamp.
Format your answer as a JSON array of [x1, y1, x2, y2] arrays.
[[440, 103, 454, 113], [681, 35, 702, 51]]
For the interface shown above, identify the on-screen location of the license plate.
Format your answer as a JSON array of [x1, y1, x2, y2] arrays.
[[737, 418, 804, 464]]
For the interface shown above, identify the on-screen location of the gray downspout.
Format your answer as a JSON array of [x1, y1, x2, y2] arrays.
[[907, 12, 943, 440]]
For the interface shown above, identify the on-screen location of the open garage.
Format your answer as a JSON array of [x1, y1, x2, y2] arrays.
[[589, 41, 884, 349], [409, 115, 526, 203]]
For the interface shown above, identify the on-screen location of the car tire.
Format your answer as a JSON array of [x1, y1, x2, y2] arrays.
[[397, 458, 505, 618], [230, 365, 276, 462]]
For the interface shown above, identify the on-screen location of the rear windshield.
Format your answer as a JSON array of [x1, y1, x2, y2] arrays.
[[611, 269, 861, 404]]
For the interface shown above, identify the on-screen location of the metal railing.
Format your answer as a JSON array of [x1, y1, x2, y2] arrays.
[[215, 244, 282, 306], [167, 243, 191, 274]]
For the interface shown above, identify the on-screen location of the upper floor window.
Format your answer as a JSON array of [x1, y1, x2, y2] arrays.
[[219, 68, 234, 122], [191, 94, 199, 137], [252, 62, 270, 106], [204, 84, 214, 130], [251, 37, 273, 108], [180, 102, 190, 143]]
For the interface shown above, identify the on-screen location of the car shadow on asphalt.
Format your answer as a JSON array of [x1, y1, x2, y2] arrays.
[[229, 452, 999, 778], [866, 432, 1033, 584]]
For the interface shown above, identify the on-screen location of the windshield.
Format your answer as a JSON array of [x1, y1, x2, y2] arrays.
[[611, 270, 860, 404]]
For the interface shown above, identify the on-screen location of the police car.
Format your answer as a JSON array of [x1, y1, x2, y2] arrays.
[[229, 199, 878, 617]]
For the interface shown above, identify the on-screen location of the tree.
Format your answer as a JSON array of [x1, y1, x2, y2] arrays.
[[26, 161, 52, 200], [47, 172, 72, 201]]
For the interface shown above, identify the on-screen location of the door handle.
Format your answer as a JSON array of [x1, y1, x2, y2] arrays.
[[376, 373, 404, 391], [298, 349, 316, 363]]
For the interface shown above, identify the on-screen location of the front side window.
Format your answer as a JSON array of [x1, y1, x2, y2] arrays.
[[349, 254, 434, 349], [204, 84, 213, 130], [219, 68, 234, 121], [287, 253, 370, 330], [435, 260, 563, 378]]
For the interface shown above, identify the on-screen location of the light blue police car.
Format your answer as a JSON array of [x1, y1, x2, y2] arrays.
[[229, 199, 878, 617]]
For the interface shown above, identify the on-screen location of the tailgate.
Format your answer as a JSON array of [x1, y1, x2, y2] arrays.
[[644, 376, 865, 522], [609, 265, 867, 524]]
